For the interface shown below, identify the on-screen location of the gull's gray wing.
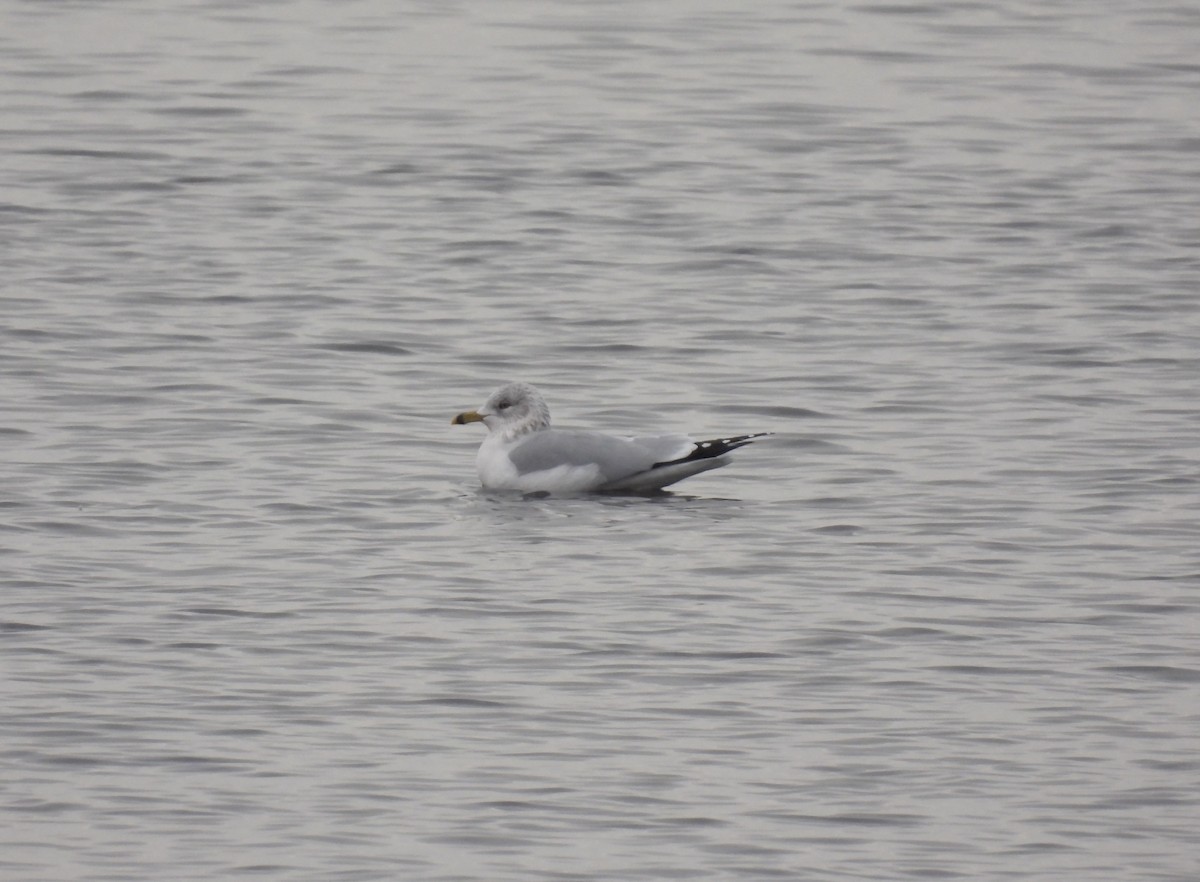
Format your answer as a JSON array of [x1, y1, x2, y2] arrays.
[[599, 432, 773, 492], [506, 430, 693, 483]]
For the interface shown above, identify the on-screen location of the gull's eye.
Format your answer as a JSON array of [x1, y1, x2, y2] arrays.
[[496, 400, 510, 410]]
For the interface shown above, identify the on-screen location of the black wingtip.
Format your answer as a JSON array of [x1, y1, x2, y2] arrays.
[[653, 432, 772, 468]]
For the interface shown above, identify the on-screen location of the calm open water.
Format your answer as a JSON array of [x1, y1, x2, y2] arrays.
[[2, 1, 1198, 880]]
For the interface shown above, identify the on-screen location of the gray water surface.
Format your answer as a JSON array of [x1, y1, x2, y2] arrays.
[[2, 2, 1198, 880]]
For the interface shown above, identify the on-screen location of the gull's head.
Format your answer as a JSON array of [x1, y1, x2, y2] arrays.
[[451, 382, 551, 438]]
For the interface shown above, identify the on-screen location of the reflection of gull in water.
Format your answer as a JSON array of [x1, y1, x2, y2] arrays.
[[452, 382, 770, 494]]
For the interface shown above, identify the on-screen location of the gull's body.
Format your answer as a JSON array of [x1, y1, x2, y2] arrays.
[[452, 382, 768, 494]]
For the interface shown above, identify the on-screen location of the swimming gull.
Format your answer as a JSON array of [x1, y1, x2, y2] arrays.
[[451, 382, 769, 494]]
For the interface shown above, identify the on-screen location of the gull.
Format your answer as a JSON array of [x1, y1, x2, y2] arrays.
[[451, 382, 769, 494]]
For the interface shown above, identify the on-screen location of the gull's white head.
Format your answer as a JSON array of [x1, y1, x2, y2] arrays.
[[452, 382, 551, 438]]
